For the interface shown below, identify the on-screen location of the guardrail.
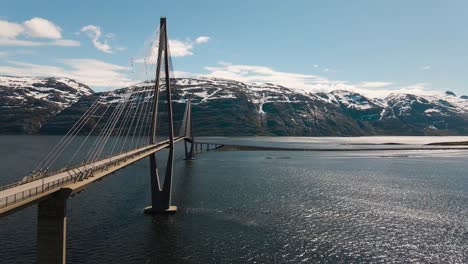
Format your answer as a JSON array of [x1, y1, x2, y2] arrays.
[[0, 161, 88, 192], [0, 144, 160, 210], [0, 175, 75, 209]]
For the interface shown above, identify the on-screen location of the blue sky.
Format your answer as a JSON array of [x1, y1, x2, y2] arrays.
[[1, 0, 467, 97]]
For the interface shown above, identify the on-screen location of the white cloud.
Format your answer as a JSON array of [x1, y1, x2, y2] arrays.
[[195, 36, 210, 44], [169, 39, 194, 57], [172, 70, 198, 78], [0, 59, 132, 89], [80, 25, 113, 53], [358, 83, 440, 98], [421, 65, 431, 70], [60, 59, 131, 87], [0, 18, 79, 47], [0, 58, 436, 96], [0, 20, 24, 38], [0, 38, 79, 47], [137, 35, 210, 63], [0, 38, 43, 46], [199, 62, 441, 98], [0, 50, 35, 58], [202, 63, 348, 93], [51, 39, 80, 47], [23, 17, 62, 39], [357, 81, 393, 88]]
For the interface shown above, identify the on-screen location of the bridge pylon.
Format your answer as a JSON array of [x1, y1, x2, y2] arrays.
[[180, 96, 194, 160], [144, 17, 177, 214]]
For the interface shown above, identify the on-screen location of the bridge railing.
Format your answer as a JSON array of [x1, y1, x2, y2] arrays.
[[0, 175, 75, 209], [0, 143, 163, 210], [0, 143, 153, 189], [0, 159, 93, 193], [0, 137, 189, 211], [0, 182, 23, 192]]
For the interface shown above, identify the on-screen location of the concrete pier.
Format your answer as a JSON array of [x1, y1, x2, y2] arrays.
[[36, 191, 68, 264], [144, 205, 177, 214]]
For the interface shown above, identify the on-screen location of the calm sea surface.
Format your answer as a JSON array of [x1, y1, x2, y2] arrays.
[[0, 136, 467, 263]]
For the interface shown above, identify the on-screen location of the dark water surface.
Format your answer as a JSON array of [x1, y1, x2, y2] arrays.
[[0, 136, 467, 263]]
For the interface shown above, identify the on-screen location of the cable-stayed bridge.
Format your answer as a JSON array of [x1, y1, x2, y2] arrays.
[[0, 18, 220, 264]]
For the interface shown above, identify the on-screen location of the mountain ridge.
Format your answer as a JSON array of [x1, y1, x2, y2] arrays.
[[0, 75, 92, 134], [2, 75, 468, 136]]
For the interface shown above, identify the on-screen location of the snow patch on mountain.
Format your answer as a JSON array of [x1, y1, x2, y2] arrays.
[[4, 75, 468, 135], [0, 75, 93, 110], [116, 78, 468, 119], [7, 75, 468, 125], [331, 90, 385, 110]]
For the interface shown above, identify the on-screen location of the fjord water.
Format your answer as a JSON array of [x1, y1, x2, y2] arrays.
[[0, 136, 467, 263]]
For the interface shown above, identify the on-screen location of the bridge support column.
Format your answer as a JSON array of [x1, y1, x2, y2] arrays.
[[184, 138, 194, 160], [37, 190, 69, 264], [144, 153, 177, 214]]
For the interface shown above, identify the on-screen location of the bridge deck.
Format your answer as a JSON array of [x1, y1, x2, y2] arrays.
[[0, 137, 184, 217]]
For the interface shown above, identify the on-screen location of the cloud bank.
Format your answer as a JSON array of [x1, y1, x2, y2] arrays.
[[0, 59, 132, 89], [0, 17, 80, 47], [137, 35, 210, 63], [0, 58, 443, 97], [198, 62, 441, 98]]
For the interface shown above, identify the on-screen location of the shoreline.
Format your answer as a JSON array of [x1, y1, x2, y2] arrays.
[[215, 144, 468, 152]]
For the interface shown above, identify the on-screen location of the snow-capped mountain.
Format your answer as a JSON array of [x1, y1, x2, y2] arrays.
[[0, 75, 92, 107], [165, 78, 468, 135], [3, 75, 468, 136], [0, 75, 92, 134]]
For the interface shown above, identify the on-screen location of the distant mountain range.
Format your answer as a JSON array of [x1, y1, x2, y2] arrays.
[[2, 75, 468, 136], [0, 76, 92, 134]]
